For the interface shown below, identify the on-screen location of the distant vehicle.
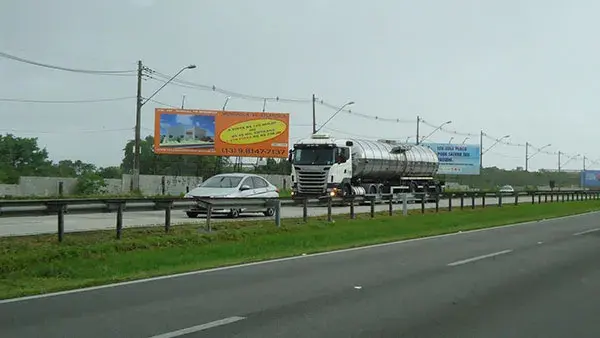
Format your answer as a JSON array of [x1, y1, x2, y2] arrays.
[[499, 185, 515, 194], [184, 173, 280, 218]]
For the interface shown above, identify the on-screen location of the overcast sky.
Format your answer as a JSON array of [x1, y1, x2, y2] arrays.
[[1, 0, 598, 171]]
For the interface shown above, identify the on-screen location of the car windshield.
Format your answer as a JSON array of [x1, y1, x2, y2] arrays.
[[201, 176, 243, 188], [293, 148, 335, 165]]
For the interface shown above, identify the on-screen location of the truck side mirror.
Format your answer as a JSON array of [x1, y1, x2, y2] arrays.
[[346, 141, 353, 146], [288, 149, 293, 162]]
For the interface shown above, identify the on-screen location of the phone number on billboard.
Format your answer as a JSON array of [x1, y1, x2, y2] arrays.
[[221, 148, 287, 156]]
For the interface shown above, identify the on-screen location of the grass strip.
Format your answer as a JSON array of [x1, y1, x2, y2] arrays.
[[1, 200, 599, 300]]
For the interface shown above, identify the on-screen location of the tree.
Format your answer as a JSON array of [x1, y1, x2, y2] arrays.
[[0, 134, 55, 183]]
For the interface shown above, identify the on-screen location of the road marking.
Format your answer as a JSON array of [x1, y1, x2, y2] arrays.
[[148, 316, 246, 338], [0, 211, 597, 304], [447, 250, 513, 267], [573, 228, 600, 236]]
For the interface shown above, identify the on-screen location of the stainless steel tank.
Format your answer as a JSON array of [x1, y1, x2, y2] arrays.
[[350, 139, 439, 180]]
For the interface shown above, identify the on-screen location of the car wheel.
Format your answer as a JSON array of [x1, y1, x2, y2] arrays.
[[263, 208, 275, 217], [186, 211, 199, 218], [229, 208, 240, 218]]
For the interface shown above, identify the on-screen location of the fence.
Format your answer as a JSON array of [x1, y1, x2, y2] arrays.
[[0, 190, 598, 242]]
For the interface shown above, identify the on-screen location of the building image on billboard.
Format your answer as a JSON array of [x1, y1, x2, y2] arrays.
[[158, 112, 216, 150], [423, 143, 481, 175], [154, 108, 290, 158]]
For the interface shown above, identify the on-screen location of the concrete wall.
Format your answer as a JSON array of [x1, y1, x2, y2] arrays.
[[3, 174, 289, 197], [0, 184, 19, 197]]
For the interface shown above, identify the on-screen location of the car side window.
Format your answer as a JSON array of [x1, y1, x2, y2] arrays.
[[241, 177, 255, 189], [252, 177, 268, 188]]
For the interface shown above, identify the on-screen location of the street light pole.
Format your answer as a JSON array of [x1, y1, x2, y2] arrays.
[[416, 116, 421, 145], [525, 143, 551, 172], [419, 120, 452, 144], [314, 101, 355, 133], [132, 62, 196, 192], [312, 94, 317, 134], [481, 134, 510, 169]]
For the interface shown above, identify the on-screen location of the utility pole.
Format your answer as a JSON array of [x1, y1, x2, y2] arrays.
[[584, 156, 587, 171], [416, 116, 421, 145], [479, 130, 484, 170], [525, 142, 529, 172], [312, 94, 316, 134], [558, 151, 561, 173], [181, 94, 186, 109], [133, 60, 143, 192]]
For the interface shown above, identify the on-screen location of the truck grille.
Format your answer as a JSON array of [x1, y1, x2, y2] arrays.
[[297, 169, 328, 194]]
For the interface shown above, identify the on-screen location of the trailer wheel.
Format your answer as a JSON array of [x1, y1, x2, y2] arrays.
[[342, 184, 352, 196]]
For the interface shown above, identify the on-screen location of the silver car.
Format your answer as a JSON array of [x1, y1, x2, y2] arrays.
[[184, 173, 280, 218]]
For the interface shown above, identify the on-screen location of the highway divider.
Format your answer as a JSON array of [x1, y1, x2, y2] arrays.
[[0, 190, 598, 242]]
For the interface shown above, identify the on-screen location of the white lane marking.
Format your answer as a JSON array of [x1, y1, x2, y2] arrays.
[[148, 316, 245, 338], [1, 211, 598, 304], [573, 228, 600, 236], [447, 250, 513, 267]]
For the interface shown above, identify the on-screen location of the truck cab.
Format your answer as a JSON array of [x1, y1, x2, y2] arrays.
[[289, 134, 352, 199]]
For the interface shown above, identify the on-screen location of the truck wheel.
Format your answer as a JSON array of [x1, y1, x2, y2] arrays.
[[342, 184, 352, 196], [263, 208, 275, 217]]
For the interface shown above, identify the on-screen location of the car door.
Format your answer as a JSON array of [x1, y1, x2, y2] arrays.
[[239, 177, 257, 198], [251, 176, 269, 197]]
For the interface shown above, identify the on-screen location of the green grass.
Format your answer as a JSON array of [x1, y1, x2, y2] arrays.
[[1, 200, 599, 300]]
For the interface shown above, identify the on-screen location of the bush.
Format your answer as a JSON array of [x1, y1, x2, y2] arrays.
[[74, 173, 107, 196]]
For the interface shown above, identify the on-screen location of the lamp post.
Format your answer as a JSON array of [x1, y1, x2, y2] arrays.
[[132, 62, 196, 192], [419, 120, 452, 144], [481, 134, 510, 169], [525, 143, 551, 172], [314, 101, 355, 133]]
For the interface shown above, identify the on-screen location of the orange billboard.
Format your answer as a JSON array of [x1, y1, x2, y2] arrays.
[[154, 108, 290, 158]]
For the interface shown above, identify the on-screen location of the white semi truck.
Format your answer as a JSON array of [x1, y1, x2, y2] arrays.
[[288, 134, 444, 200]]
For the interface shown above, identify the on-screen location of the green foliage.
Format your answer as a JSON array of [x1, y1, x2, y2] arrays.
[[441, 167, 579, 190], [0, 134, 55, 183], [74, 173, 107, 196]]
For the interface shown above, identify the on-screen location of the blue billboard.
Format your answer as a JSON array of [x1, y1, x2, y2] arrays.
[[580, 170, 600, 188], [424, 143, 481, 175]]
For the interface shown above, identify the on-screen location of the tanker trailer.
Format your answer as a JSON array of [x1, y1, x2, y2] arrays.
[[289, 133, 444, 201]]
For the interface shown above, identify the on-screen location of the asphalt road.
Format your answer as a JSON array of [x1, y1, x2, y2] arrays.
[[1, 211, 599, 337], [0, 195, 524, 236]]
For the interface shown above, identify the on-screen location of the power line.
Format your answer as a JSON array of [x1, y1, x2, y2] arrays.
[[0, 51, 137, 76], [318, 100, 413, 124], [0, 128, 132, 134], [0, 96, 135, 104]]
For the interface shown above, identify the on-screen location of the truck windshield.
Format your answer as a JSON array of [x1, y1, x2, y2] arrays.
[[293, 148, 335, 165]]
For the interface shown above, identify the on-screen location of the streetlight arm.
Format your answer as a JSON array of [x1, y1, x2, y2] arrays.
[[141, 65, 196, 106], [315, 101, 354, 133], [482, 135, 510, 155], [420, 121, 452, 143]]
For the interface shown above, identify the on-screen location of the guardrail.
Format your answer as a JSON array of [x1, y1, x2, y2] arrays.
[[1, 190, 598, 242]]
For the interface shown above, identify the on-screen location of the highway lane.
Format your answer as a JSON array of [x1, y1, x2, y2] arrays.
[[0, 195, 524, 237], [1, 211, 599, 337]]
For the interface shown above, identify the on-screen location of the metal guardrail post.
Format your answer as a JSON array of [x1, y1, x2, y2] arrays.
[[275, 199, 281, 227], [531, 193, 535, 204], [448, 194, 452, 212], [514, 193, 518, 206], [498, 194, 502, 207], [206, 205, 213, 232], [327, 197, 333, 222], [370, 199, 375, 218], [388, 195, 393, 216], [350, 197, 355, 219], [402, 193, 408, 216], [421, 195, 425, 214], [164, 203, 172, 233], [58, 181, 64, 197], [550, 193, 554, 202], [57, 203, 65, 243], [538, 194, 541, 204], [302, 198, 308, 223], [562, 193, 565, 203], [116, 203, 123, 239], [435, 195, 439, 212], [545, 194, 548, 203], [460, 194, 464, 209]]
